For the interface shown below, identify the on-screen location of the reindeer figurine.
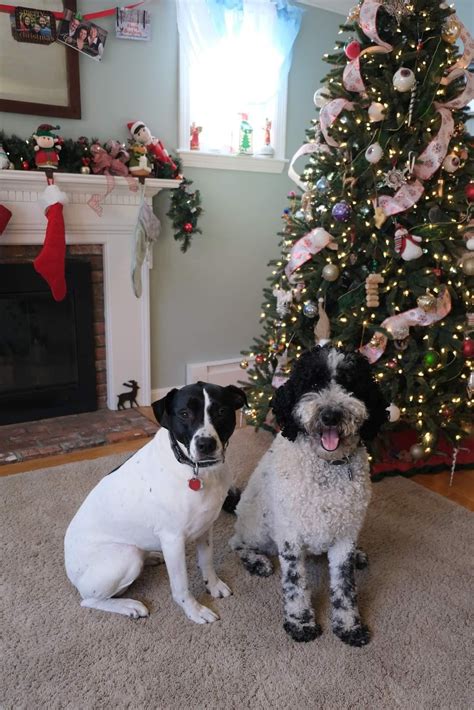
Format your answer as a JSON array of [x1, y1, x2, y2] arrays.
[[117, 380, 140, 410]]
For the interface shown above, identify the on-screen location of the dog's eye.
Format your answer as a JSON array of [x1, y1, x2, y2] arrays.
[[179, 410, 189, 419], [217, 407, 228, 417]]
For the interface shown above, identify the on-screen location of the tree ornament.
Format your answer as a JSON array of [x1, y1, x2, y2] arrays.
[[365, 273, 384, 308], [462, 338, 474, 359], [80, 165, 91, 174], [468, 372, 474, 399], [465, 183, 474, 202], [0, 144, 11, 169], [331, 201, 352, 222], [394, 227, 423, 261], [383, 0, 414, 25], [313, 88, 331, 108], [442, 153, 461, 173], [441, 405, 454, 419], [417, 290, 437, 313], [409, 443, 425, 461], [461, 255, 474, 276], [345, 40, 361, 60], [365, 143, 383, 164], [393, 68, 416, 92], [240, 359, 249, 370], [322, 263, 340, 282], [423, 350, 440, 368], [386, 359, 397, 369], [316, 176, 329, 193], [387, 403, 400, 422], [379, 164, 409, 191], [303, 300, 318, 317], [347, 4, 360, 21], [394, 336, 410, 351], [183, 222, 193, 233], [407, 83, 417, 127], [369, 333, 385, 349], [273, 287, 293, 317], [255, 353, 265, 365], [314, 298, 330, 345], [22, 160, 31, 170], [442, 16, 461, 43], [368, 102, 386, 123]]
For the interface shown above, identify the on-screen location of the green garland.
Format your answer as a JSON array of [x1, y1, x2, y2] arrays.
[[0, 131, 202, 252]]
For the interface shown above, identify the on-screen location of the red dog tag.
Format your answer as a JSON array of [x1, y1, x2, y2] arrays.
[[188, 477, 203, 491]]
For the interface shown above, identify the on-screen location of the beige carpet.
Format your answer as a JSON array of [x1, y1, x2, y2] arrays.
[[1, 427, 473, 710]]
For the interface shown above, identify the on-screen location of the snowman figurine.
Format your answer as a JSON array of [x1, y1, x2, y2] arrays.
[[0, 144, 11, 169], [394, 226, 423, 261]]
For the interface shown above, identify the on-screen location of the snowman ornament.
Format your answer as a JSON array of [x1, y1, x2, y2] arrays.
[[394, 226, 423, 261]]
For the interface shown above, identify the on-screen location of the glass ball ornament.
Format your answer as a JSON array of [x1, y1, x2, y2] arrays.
[[442, 16, 461, 43], [313, 88, 331, 108], [462, 256, 474, 276], [393, 67, 416, 92], [386, 359, 397, 369], [423, 350, 440, 368], [409, 443, 425, 461], [368, 102, 386, 122], [255, 353, 265, 365], [240, 359, 249, 370], [442, 153, 460, 173], [464, 183, 474, 202], [345, 40, 361, 60], [462, 338, 474, 359], [303, 300, 318, 318], [316, 176, 329, 193], [331, 201, 352, 222], [322, 263, 340, 282], [387, 403, 400, 422], [80, 166, 91, 174], [22, 160, 30, 170], [365, 143, 383, 164], [183, 222, 193, 234]]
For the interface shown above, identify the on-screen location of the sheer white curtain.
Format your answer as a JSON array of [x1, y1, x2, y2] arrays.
[[176, 0, 303, 154]]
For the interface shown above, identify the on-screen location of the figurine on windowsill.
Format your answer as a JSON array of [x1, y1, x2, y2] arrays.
[[33, 124, 61, 170], [190, 122, 202, 151], [117, 379, 140, 409], [127, 120, 177, 172], [257, 118, 274, 157], [238, 113, 253, 155]]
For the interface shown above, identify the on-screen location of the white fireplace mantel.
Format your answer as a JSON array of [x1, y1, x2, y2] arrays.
[[0, 171, 179, 409]]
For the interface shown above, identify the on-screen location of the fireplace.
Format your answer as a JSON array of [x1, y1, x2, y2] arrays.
[[0, 261, 97, 425]]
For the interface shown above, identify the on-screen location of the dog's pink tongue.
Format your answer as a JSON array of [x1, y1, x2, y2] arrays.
[[321, 427, 340, 451]]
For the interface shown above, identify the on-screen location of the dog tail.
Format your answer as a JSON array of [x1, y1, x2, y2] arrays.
[[222, 486, 241, 514]]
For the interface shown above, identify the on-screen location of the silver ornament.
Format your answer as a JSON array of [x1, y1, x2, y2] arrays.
[[393, 67, 416, 92], [462, 256, 474, 276], [313, 88, 331, 108], [368, 102, 386, 123], [303, 300, 318, 318], [379, 165, 409, 190], [409, 443, 425, 461], [322, 263, 340, 282]]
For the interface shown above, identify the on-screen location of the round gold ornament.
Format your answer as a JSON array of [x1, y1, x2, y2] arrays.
[[80, 166, 91, 174], [442, 17, 461, 44], [417, 290, 437, 313], [240, 359, 249, 370], [322, 263, 340, 282], [462, 256, 474, 276], [409, 443, 425, 461]]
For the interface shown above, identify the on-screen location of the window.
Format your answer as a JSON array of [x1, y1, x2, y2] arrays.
[[176, 0, 303, 172]]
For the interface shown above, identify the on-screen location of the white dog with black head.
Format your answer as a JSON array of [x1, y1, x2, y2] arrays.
[[65, 382, 246, 623], [230, 346, 388, 646]]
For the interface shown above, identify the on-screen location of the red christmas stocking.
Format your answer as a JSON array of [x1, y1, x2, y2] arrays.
[[0, 204, 12, 234], [34, 185, 67, 301]]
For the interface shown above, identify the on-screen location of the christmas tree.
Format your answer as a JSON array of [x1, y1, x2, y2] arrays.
[[241, 0, 474, 461]]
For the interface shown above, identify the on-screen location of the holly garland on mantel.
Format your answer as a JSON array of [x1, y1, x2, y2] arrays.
[[0, 130, 201, 253]]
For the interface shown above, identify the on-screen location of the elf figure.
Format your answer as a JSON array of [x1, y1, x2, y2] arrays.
[[33, 124, 61, 170], [127, 120, 177, 172]]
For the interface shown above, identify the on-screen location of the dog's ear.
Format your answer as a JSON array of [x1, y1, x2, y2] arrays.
[[224, 385, 248, 410], [340, 353, 388, 442], [272, 380, 300, 442], [151, 388, 178, 429]]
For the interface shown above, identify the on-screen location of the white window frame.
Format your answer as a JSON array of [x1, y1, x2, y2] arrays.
[[177, 22, 289, 174]]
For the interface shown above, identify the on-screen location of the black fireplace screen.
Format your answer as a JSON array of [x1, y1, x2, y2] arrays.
[[0, 261, 97, 425]]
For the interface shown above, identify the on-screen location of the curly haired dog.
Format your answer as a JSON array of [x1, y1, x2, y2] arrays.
[[230, 345, 388, 645]]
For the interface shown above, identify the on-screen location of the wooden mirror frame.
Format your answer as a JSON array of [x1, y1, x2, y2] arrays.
[[0, 1, 81, 119]]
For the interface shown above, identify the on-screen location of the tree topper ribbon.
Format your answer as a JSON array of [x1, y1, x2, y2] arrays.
[[285, 227, 338, 280], [360, 287, 451, 363]]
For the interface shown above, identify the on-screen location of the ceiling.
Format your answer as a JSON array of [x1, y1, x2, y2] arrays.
[[299, 0, 353, 16]]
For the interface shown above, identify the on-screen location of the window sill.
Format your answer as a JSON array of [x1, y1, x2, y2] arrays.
[[178, 149, 287, 174]]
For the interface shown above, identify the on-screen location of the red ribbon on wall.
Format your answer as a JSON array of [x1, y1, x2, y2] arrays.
[[0, 2, 144, 21]]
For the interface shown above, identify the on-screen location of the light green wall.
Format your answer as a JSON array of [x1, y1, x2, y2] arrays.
[[1, 0, 342, 390]]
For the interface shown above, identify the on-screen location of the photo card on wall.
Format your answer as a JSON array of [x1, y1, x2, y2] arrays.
[[116, 8, 151, 41], [57, 8, 107, 61], [14, 6, 57, 44]]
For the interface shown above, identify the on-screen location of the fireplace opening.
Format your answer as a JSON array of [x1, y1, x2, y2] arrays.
[[0, 261, 97, 425]]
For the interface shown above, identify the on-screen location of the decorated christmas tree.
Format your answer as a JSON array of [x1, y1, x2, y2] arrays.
[[241, 0, 474, 464]]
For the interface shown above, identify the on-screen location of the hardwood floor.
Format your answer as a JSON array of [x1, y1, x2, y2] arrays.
[[1, 408, 473, 512]]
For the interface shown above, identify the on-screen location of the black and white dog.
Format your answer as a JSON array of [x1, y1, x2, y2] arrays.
[[230, 346, 388, 645], [65, 382, 246, 623]]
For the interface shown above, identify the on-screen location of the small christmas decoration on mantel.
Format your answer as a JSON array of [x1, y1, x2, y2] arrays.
[[117, 380, 140, 409], [33, 124, 61, 170]]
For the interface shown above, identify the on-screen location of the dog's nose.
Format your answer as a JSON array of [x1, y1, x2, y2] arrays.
[[320, 408, 342, 426], [196, 437, 217, 455]]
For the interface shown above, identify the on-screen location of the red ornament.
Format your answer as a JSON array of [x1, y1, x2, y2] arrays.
[[345, 40, 361, 60], [462, 338, 474, 358], [386, 359, 397, 369], [465, 183, 474, 202], [416, 40, 424, 51], [22, 160, 30, 170], [441, 406, 454, 419], [188, 477, 203, 491], [432, 267, 442, 277], [81, 157, 91, 166], [255, 354, 265, 365], [183, 222, 193, 233]]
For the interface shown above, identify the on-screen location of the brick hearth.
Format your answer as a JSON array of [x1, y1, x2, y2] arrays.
[[0, 408, 158, 465]]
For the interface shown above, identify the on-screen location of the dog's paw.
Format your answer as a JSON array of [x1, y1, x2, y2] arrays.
[[333, 623, 371, 647], [283, 620, 322, 643], [355, 549, 369, 570], [241, 553, 274, 577], [144, 551, 164, 566], [183, 599, 219, 624], [206, 577, 232, 599]]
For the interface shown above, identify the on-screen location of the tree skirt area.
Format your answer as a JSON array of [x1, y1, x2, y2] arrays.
[[1, 427, 472, 710]]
